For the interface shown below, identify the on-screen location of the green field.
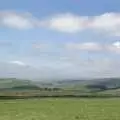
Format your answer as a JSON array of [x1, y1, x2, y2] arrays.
[[0, 99, 120, 120]]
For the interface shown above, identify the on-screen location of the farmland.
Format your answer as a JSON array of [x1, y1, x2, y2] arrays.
[[0, 98, 120, 120]]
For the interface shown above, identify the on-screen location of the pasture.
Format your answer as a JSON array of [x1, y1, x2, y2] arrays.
[[0, 98, 120, 120]]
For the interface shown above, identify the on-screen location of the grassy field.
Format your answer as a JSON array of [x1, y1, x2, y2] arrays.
[[0, 99, 120, 120]]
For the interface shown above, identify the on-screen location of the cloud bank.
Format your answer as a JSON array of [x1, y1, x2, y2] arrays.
[[65, 41, 120, 54], [1, 58, 120, 80], [1, 11, 120, 36]]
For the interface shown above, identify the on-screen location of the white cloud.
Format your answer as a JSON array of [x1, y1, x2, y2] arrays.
[[65, 42, 103, 51], [90, 13, 120, 36], [113, 41, 120, 48], [64, 41, 120, 54], [2, 15, 32, 29], [0, 11, 120, 35], [9, 61, 26, 66], [107, 41, 120, 53], [0, 11, 38, 29], [42, 12, 120, 35], [43, 13, 89, 33], [65, 41, 120, 54]]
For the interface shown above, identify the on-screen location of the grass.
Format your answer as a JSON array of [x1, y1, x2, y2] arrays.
[[0, 98, 120, 120]]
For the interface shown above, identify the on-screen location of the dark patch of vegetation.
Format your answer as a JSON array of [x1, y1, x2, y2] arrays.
[[0, 94, 120, 100], [11, 85, 40, 90], [86, 84, 107, 91]]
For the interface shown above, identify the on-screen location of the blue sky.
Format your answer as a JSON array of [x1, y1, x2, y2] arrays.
[[0, 0, 120, 80]]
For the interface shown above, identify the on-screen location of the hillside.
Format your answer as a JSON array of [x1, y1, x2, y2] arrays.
[[0, 78, 120, 96]]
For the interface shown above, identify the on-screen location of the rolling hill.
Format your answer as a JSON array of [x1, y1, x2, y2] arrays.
[[0, 77, 120, 96]]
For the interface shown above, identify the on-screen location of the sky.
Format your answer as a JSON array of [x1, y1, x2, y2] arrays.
[[1, 0, 120, 80]]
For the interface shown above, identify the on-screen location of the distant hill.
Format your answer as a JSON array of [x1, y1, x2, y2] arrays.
[[96, 78, 120, 88], [0, 77, 120, 94]]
